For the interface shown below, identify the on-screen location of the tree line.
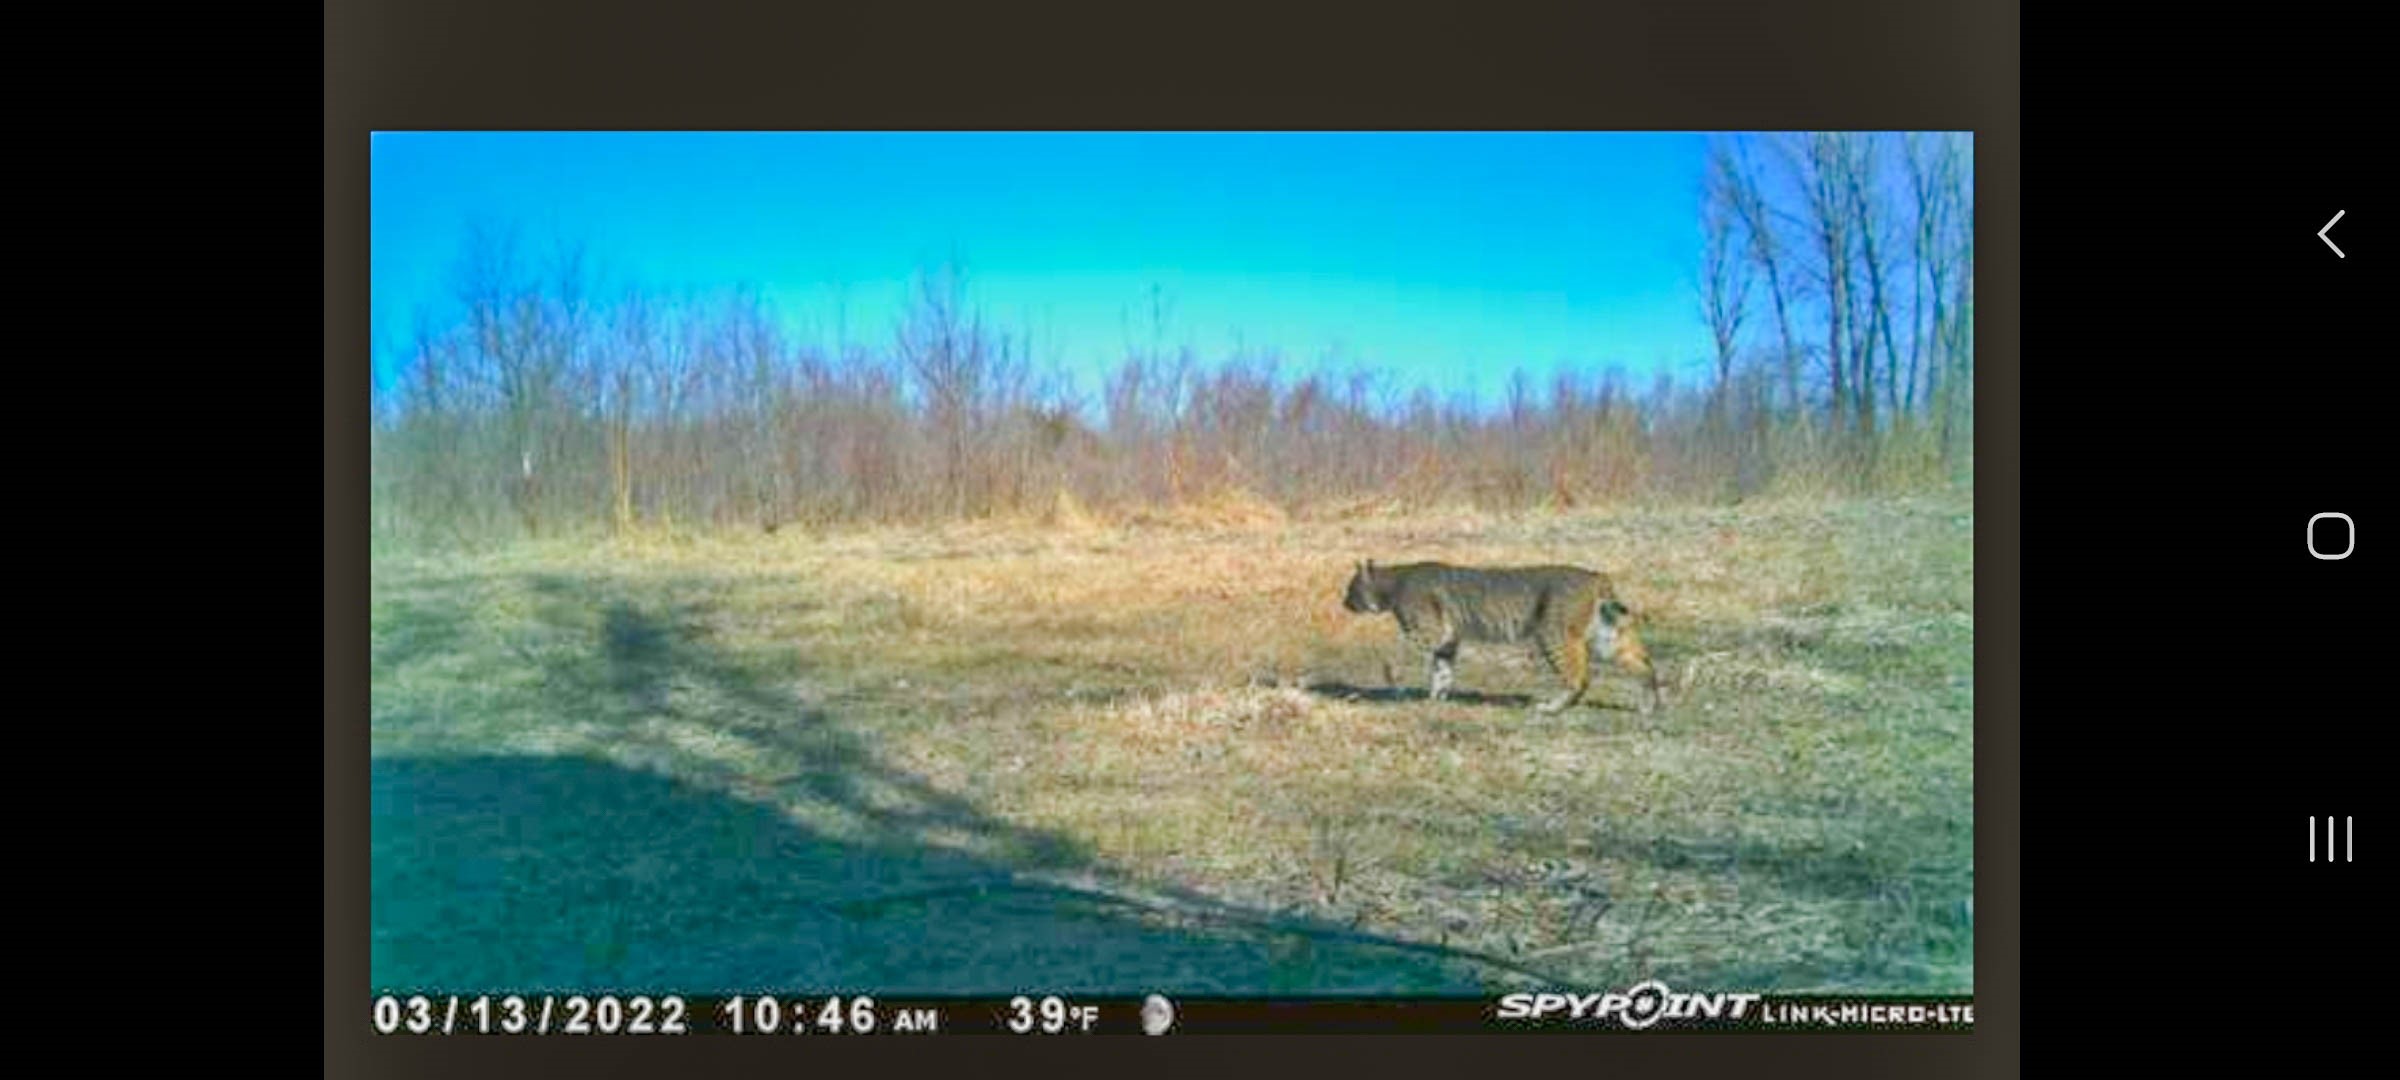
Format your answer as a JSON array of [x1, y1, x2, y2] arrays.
[[1695, 131, 1974, 493], [370, 132, 1972, 546]]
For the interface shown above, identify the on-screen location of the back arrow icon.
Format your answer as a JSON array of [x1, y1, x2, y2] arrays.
[[2319, 211, 2346, 258]]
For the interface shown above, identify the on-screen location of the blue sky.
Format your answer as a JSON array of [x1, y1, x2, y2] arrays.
[[372, 132, 1725, 407]]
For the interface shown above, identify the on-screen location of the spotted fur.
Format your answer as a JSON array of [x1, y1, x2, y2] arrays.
[[1341, 559, 1662, 714]]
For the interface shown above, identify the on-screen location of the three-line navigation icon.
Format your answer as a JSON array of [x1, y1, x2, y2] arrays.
[[2310, 817, 2353, 862]]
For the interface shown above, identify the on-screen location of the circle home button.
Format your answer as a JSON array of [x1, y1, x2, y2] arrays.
[[2308, 513, 2355, 560]]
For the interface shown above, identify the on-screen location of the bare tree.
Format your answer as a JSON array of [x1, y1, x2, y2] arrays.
[[1699, 161, 1754, 418], [1908, 132, 1969, 428], [1940, 161, 1974, 466], [1698, 153, 1758, 494], [1903, 133, 1944, 417], [896, 261, 1006, 516], [1781, 134, 1856, 439], [1713, 136, 1802, 421], [605, 288, 650, 534], [451, 221, 549, 534], [1839, 135, 1905, 425]]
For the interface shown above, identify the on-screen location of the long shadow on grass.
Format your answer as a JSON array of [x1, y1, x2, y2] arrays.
[[373, 753, 1512, 994], [373, 571, 1527, 995]]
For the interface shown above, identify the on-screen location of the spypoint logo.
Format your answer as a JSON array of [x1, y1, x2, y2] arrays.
[[1494, 981, 1762, 1029]]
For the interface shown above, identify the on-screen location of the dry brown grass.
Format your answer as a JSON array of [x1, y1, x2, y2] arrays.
[[372, 493, 1973, 994]]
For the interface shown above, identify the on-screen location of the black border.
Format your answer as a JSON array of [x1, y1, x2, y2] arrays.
[[327, 1, 2018, 1074]]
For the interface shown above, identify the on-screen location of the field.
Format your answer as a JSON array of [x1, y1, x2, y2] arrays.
[[369, 494, 1973, 996]]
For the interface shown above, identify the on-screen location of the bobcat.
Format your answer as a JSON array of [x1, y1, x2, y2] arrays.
[[1340, 559, 1662, 714]]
